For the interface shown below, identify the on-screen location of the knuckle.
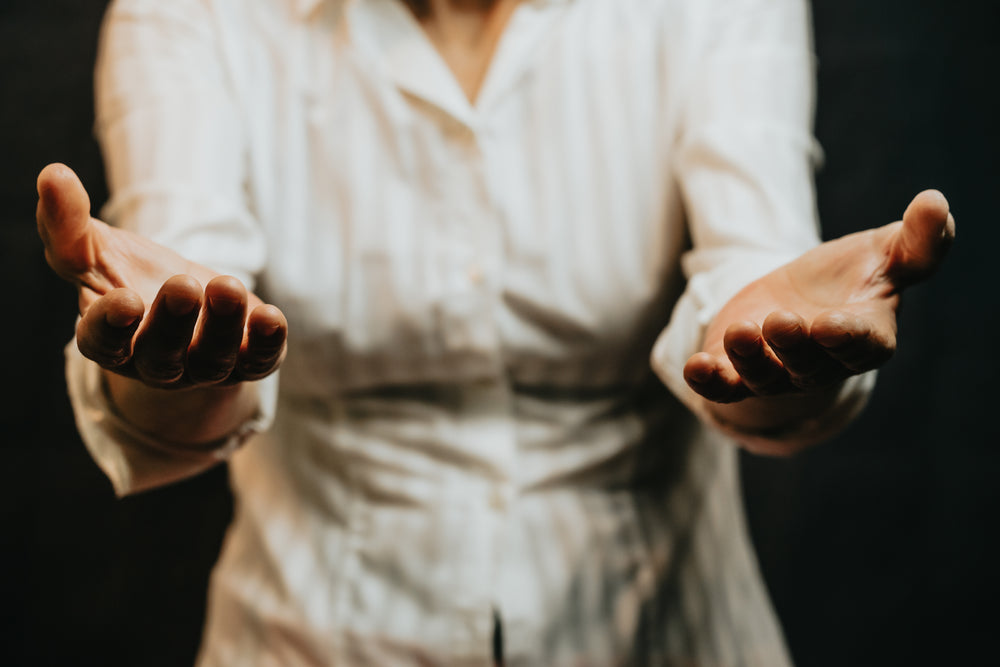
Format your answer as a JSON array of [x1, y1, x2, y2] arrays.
[[237, 349, 283, 379], [133, 351, 187, 387], [189, 369, 233, 385], [237, 359, 276, 380], [79, 341, 131, 369], [188, 354, 238, 384], [137, 368, 184, 389], [78, 332, 132, 369]]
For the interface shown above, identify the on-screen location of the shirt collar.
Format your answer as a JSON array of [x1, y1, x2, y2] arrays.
[[292, 0, 327, 20], [292, 0, 572, 21]]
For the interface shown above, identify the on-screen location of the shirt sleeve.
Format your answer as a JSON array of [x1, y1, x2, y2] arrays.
[[650, 0, 875, 449], [67, 0, 275, 496], [67, 340, 278, 497]]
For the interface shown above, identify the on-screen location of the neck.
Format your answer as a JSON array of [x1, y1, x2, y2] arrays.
[[402, 0, 520, 104], [404, 0, 502, 20]]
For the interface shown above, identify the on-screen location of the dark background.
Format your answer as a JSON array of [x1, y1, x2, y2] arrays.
[[1, 1, 996, 665]]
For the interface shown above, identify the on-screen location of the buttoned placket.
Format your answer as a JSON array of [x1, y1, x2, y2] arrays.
[[339, 0, 551, 660]]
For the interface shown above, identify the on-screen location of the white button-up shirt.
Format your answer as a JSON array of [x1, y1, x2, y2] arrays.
[[68, 0, 873, 664]]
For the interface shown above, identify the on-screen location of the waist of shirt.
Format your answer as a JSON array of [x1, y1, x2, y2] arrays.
[[256, 374, 697, 507]]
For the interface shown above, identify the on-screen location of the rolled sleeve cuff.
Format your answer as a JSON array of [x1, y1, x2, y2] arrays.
[[65, 339, 277, 497]]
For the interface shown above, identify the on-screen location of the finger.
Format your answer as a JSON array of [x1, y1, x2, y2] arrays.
[[186, 276, 248, 385], [762, 311, 845, 389], [684, 352, 752, 404], [887, 189, 956, 285], [723, 321, 795, 396], [235, 304, 287, 381], [811, 310, 896, 373], [36, 163, 94, 280], [76, 288, 144, 370], [132, 275, 203, 387]]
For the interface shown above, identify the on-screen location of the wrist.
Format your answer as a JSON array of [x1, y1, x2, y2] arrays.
[[703, 383, 844, 456], [103, 371, 259, 448]]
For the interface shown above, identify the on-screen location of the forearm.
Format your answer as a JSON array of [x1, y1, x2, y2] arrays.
[[65, 340, 277, 496]]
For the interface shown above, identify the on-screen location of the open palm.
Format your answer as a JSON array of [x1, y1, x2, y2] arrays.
[[684, 190, 955, 404], [37, 163, 287, 389]]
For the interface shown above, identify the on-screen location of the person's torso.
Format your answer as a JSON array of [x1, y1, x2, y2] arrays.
[[196, 1, 790, 664]]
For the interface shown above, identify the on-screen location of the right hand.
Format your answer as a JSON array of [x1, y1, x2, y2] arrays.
[[37, 163, 287, 389]]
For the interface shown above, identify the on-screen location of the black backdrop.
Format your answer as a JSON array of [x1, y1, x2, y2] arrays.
[[1, 1, 997, 665]]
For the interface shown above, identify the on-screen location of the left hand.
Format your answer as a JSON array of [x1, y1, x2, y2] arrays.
[[684, 189, 955, 404]]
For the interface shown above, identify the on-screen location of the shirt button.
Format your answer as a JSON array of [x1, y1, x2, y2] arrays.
[[489, 486, 507, 512], [467, 264, 484, 285]]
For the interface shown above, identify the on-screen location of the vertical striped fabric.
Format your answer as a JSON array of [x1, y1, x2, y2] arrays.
[[67, 0, 860, 664]]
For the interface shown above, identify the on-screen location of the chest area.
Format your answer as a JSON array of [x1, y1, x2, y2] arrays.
[[227, 1, 690, 388]]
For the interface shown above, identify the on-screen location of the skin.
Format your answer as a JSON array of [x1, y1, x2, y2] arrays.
[[405, 0, 522, 103], [36, 0, 955, 453], [37, 163, 287, 446], [684, 189, 954, 454], [37, 163, 954, 454]]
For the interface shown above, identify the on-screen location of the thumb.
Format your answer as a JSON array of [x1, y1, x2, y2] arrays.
[[887, 189, 956, 286], [36, 162, 95, 281]]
